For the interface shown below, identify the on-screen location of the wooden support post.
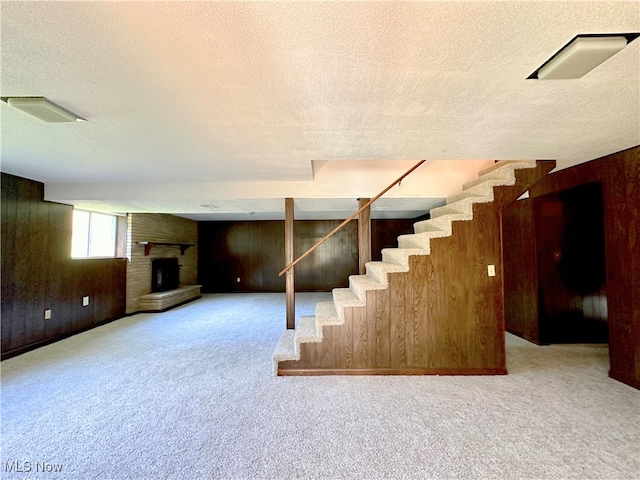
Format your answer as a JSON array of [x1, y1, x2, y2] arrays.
[[358, 198, 371, 275], [285, 198, 295, 329]]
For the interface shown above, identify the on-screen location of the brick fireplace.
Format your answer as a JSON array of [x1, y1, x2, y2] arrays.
[[126, 213, 198, 314]]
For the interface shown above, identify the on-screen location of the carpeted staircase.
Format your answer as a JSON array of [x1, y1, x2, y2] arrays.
[[273, 160, 555, 375]]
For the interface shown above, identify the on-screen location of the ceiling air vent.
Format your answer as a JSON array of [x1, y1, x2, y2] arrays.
[[2, 96, 85, 122]]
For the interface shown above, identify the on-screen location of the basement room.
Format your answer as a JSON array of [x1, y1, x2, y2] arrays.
[[1, 1, 638, 479]]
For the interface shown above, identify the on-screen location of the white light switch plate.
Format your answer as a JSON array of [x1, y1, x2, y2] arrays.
[[82, 296, 89, 306], [44, 309, 51, 319], [487, 265, 496, 277]]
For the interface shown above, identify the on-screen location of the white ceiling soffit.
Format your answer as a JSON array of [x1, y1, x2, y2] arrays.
[[1, 1, 639, 218], [71, 197, 446, 221], [44, 159, 490, 201], [45, 159, 488, 220]]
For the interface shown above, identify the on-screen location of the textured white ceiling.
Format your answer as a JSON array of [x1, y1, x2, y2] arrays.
[[1, 1, 638, 220]]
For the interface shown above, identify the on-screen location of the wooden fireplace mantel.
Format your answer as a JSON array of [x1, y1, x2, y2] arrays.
[[137, 241, 195, 256]]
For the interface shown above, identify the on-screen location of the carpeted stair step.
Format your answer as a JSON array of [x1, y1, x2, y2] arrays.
[[273, 330, 298, 365], [463, 160, 537, 190], [332, 288, 364, 321], [365, 261, 407, 285], [296, 315, 322, 343], [348, 274, 387, 302], [426, 163, 538, 227], [315, 301, 342, 326], [272, 316, 323, 373], [446, 183, 496, 205], [477, 160, 537, 177], [412, 215, 453, 234], [413, 213, 471, 237], [381, 247, 429, 269], [397, 228, 449, 251], [429, 200, 475, 219], [462, 164, 516, 191]]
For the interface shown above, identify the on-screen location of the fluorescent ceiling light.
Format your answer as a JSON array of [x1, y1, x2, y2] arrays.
[[538, 37, 627, 79], [2, 96, 85, 122], [529, 33, 639, 80]]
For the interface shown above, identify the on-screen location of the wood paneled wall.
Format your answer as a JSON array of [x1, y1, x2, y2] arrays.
[[503, 146, 640, 389], [503, 185, 608, 345], [198, 220, 357, 292], [198, 219, 416, 293], [295, 220, 358, 291], [502, 198, 540, 344], [1, 173, 126, 359], [199, 221, 283, 292], [371, 219, 415, 261]]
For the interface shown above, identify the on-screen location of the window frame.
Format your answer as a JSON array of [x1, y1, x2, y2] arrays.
[[71, 209, 124, 259]]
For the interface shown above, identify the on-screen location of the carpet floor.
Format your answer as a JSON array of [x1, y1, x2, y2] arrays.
[[1, 293, 638, 480]]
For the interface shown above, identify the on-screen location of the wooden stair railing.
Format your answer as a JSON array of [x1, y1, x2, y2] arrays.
[[279, 160, 428, 277]]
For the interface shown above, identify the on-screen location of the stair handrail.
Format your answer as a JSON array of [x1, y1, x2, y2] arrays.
[[278, 159, 428, 276]]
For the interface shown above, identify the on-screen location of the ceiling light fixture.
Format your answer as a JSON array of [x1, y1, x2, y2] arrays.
[[528, 33, 639, 80], [1, 96, 85, 122]]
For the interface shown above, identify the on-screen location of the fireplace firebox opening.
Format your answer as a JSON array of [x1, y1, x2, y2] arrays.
[[151, 257, 180, 292]]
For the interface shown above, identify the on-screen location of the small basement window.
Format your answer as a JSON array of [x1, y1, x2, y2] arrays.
[[71, 210, 118, 258]]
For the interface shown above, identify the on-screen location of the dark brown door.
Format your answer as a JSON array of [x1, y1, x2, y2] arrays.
[[535, 182, 608, 344]]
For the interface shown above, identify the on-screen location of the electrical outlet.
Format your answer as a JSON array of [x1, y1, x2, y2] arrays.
[[82, 296, 89, 307], [487, 265, 496, 277], [236, 277, 241, 283], [44, 309, 51, 319]]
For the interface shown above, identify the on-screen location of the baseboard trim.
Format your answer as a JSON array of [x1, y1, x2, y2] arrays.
[[1, 314, 125, 361], [609, 370, 640, 390], [278, 367, 508, 376], [506, 328, 542, 346]]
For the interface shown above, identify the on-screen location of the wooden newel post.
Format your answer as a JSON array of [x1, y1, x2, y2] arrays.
[[285, 198, 295, 329], [358, 198, 371, 275]]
